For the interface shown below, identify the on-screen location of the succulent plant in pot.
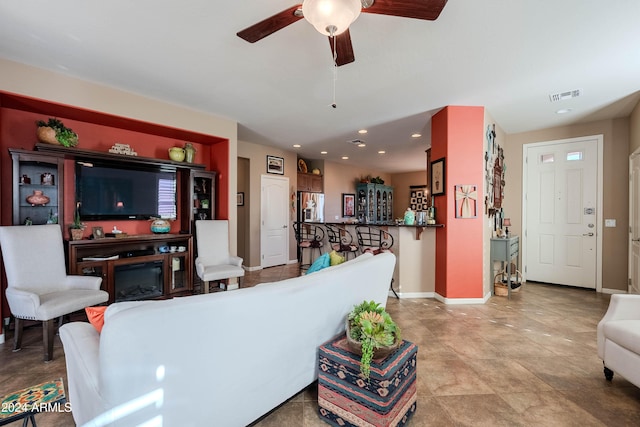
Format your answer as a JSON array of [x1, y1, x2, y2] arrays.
[[346, 300, 401, 379], [36, 118, 79, 147]]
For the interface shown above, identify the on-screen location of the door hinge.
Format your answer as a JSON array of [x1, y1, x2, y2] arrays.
[[525, 266, 527, 273], [629, 278, 632, 287]]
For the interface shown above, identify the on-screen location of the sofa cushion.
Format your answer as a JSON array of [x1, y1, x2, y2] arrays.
[[85, 306, 107, 333], [329, 250, 345, 266], [306, 253, 330, 274], [604, 320, 640, 354]]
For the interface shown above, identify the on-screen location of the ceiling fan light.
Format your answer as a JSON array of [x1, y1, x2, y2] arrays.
[[302, 0, 362, 36]]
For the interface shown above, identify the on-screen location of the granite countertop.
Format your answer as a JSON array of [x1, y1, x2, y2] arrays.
[[303, 221, 443, 228]]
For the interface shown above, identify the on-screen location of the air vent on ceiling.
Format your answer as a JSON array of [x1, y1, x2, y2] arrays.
[[549, 89, 582, 102]]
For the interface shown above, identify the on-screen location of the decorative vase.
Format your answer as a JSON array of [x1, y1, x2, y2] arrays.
[[184, 143, 196, 163], [26, 190, 50, 206], [345, 319, 401, 360], [150, 218, 171, 234], [404, 207, 415, 225], [70, 228, 84, 241], [36, 126, 59, 145], [168, 147, 185, 162]]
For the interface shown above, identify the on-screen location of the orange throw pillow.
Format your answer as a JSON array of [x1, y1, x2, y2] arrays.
[[85, 306, 107, 333]]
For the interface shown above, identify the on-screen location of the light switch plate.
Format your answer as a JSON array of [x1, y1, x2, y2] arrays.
[[605, 219, 616, 227]]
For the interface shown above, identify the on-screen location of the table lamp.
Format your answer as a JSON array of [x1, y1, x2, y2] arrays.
[[503, 218, 511, 237]]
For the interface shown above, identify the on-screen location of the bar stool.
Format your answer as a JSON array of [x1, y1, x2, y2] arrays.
[[325, 224, 359, 261], [355, 225, 398, 298], [293, 223, 325, 269], [355, 225, 394, 254]]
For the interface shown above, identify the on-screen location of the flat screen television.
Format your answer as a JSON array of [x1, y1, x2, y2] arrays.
[[75, 160, 177, 220]]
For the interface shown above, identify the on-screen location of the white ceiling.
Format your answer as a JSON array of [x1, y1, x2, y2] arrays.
[[1, 1, 639, 173]]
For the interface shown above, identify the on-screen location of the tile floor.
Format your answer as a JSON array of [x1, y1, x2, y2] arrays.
[[1, 265, 639, 426]]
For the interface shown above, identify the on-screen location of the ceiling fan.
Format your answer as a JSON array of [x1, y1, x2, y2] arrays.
[[237, 0, 448, 66]]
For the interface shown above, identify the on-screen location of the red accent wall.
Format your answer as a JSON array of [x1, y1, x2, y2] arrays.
[[432, 106, 485, 299], [0, 91, 230, 321]]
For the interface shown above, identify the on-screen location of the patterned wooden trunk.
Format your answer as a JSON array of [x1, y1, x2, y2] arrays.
[[318, 335, 417, 427]]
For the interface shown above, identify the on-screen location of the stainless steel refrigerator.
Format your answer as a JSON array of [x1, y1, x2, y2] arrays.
[[297, 191, 325, 223]]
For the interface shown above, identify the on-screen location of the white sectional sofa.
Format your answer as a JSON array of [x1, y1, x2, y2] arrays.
[[597, 294, 640, 388], [59, 252, 396, 426]]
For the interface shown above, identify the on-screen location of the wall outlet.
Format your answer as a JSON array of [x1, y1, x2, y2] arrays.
[[335, 215, 339, 220], [605, 219, 616, 227]]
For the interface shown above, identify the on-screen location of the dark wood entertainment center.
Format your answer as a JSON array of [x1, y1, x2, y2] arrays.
[[0, 90, 230, 327], [10, 143, 216, 302], [68, 234, 193, 303]]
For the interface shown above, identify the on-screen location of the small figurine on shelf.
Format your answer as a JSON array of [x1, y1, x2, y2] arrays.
[[46, 209, 58, 224]]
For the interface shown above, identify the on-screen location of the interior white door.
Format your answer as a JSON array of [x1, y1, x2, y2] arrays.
[[525, 137, 598, 288], [261, 175, 289, 268], [629, 150, 640, 294]]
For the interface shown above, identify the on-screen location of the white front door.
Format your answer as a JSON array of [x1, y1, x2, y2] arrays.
[[261, 175, 289, 268], [629, 149, 640, 294], [523, 136, 602, 289]]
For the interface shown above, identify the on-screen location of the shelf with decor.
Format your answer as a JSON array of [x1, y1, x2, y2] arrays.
[[34, 143, 207, 171], [10, 148, 64, 229], [179, 169, 216, 234]]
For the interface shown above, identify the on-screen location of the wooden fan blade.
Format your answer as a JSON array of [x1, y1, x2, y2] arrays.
[[237, 4, 303, 43], [328, 29, 355, 66], [362, 0, 448, 21]]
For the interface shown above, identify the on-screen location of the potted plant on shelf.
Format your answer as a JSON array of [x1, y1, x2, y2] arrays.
[[346, 300, 401, 379], [36, 118, 79, 147], [69, 203, 85, 241]]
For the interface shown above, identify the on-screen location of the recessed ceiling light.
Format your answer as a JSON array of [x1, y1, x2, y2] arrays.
[[341, 156, 349, 160], [357, 143, 366, 148], [378, 150, 386, 154], [358, 129, 368, 134], [320, 151, 327, 154], [556, 108, 573, 114], [411, 133, 422, 138], [293, 144, 301, 148]]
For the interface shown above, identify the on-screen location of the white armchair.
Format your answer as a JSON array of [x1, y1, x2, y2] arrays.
[[597, 294, 640, 388], [0, 224, 108, 361], [195, 220, 244, 292]]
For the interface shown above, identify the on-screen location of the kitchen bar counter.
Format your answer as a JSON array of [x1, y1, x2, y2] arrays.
[[300, 221, 440, 297]]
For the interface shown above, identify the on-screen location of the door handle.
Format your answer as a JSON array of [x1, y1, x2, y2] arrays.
[[633, 238, 640, 242], [283, 225, 288, 228], [583, 232, 594, 237]]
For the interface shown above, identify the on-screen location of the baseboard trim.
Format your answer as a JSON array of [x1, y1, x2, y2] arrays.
[[394, 292, 434, 299], [601, 288, 628, 295], [433, 293, 487, 305]]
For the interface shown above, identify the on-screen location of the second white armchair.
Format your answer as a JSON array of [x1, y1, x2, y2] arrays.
[[195, 220, 244, 292]]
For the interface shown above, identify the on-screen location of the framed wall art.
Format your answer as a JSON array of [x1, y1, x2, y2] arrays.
[[266, 155, 284, 175], [431, 158, 445, 196], [409, 185, 428, 212], [342, 193, 355, 217], [455, 185, 478, 218]]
